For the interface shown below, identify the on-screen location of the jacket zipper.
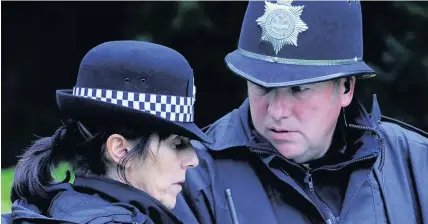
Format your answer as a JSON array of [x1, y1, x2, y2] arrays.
[[252, 149, 376, 224], [306, 155, 376, 224], [304, 168, 337, 224]]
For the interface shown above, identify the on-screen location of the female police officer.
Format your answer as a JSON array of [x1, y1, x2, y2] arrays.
[[6, 40, 211, 224]]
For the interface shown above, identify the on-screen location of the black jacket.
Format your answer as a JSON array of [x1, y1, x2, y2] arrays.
[[4, 174, 183, 224]]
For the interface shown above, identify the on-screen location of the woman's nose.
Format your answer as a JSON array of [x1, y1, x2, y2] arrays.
[[181, 147, 199, 169]]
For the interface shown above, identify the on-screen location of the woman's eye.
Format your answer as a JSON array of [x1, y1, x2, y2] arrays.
[[174, 143, 182, 149], [173, 139, 188, 150]]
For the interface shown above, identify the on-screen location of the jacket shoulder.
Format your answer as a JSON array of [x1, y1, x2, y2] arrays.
[[49, 191, 150, 224], [374, 121, 428, 223], [380, 116, 427, 140], [379, 118, 428, 147], [378, 119, 428, 166]]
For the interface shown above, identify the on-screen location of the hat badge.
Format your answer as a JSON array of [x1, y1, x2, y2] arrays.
[[256, 0, 308, 55]]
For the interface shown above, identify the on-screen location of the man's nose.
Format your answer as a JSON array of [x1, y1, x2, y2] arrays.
[[268, 91, 293, 120]]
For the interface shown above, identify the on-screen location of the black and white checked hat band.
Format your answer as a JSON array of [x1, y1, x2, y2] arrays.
[[72, 87, 195, 122]]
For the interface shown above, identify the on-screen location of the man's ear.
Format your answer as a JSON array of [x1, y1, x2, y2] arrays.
[[341, 77, 356, 107], [106, 134, 130, 165]]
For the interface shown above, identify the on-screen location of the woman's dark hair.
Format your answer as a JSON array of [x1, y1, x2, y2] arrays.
[[12, 119, 170, 203]]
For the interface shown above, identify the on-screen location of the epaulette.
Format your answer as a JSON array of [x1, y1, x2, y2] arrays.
[[381, 115, 428, 138]]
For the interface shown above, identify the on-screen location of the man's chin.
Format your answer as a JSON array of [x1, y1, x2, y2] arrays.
[[275, 144, 305, 161]]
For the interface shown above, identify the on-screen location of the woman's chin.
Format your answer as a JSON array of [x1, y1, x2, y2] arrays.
[[162, 197, 177, 210], [156, 192, 178, 210]]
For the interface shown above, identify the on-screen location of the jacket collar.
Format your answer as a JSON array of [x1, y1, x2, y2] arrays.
[[72, 174, 183, 223], [10, 174, 184, 224]]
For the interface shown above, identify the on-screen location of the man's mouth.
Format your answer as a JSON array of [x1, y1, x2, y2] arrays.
[[268, 127, 299, 140], [269, 127, 296, 133]]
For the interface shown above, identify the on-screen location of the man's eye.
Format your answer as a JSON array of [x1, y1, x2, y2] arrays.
[[290, 86, 309, 93]]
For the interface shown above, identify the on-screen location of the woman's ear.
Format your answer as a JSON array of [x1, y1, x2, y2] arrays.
[[106, 134, 130, 165]]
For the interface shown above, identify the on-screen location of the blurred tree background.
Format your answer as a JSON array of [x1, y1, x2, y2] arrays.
[[1, 1, 427, 213]]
